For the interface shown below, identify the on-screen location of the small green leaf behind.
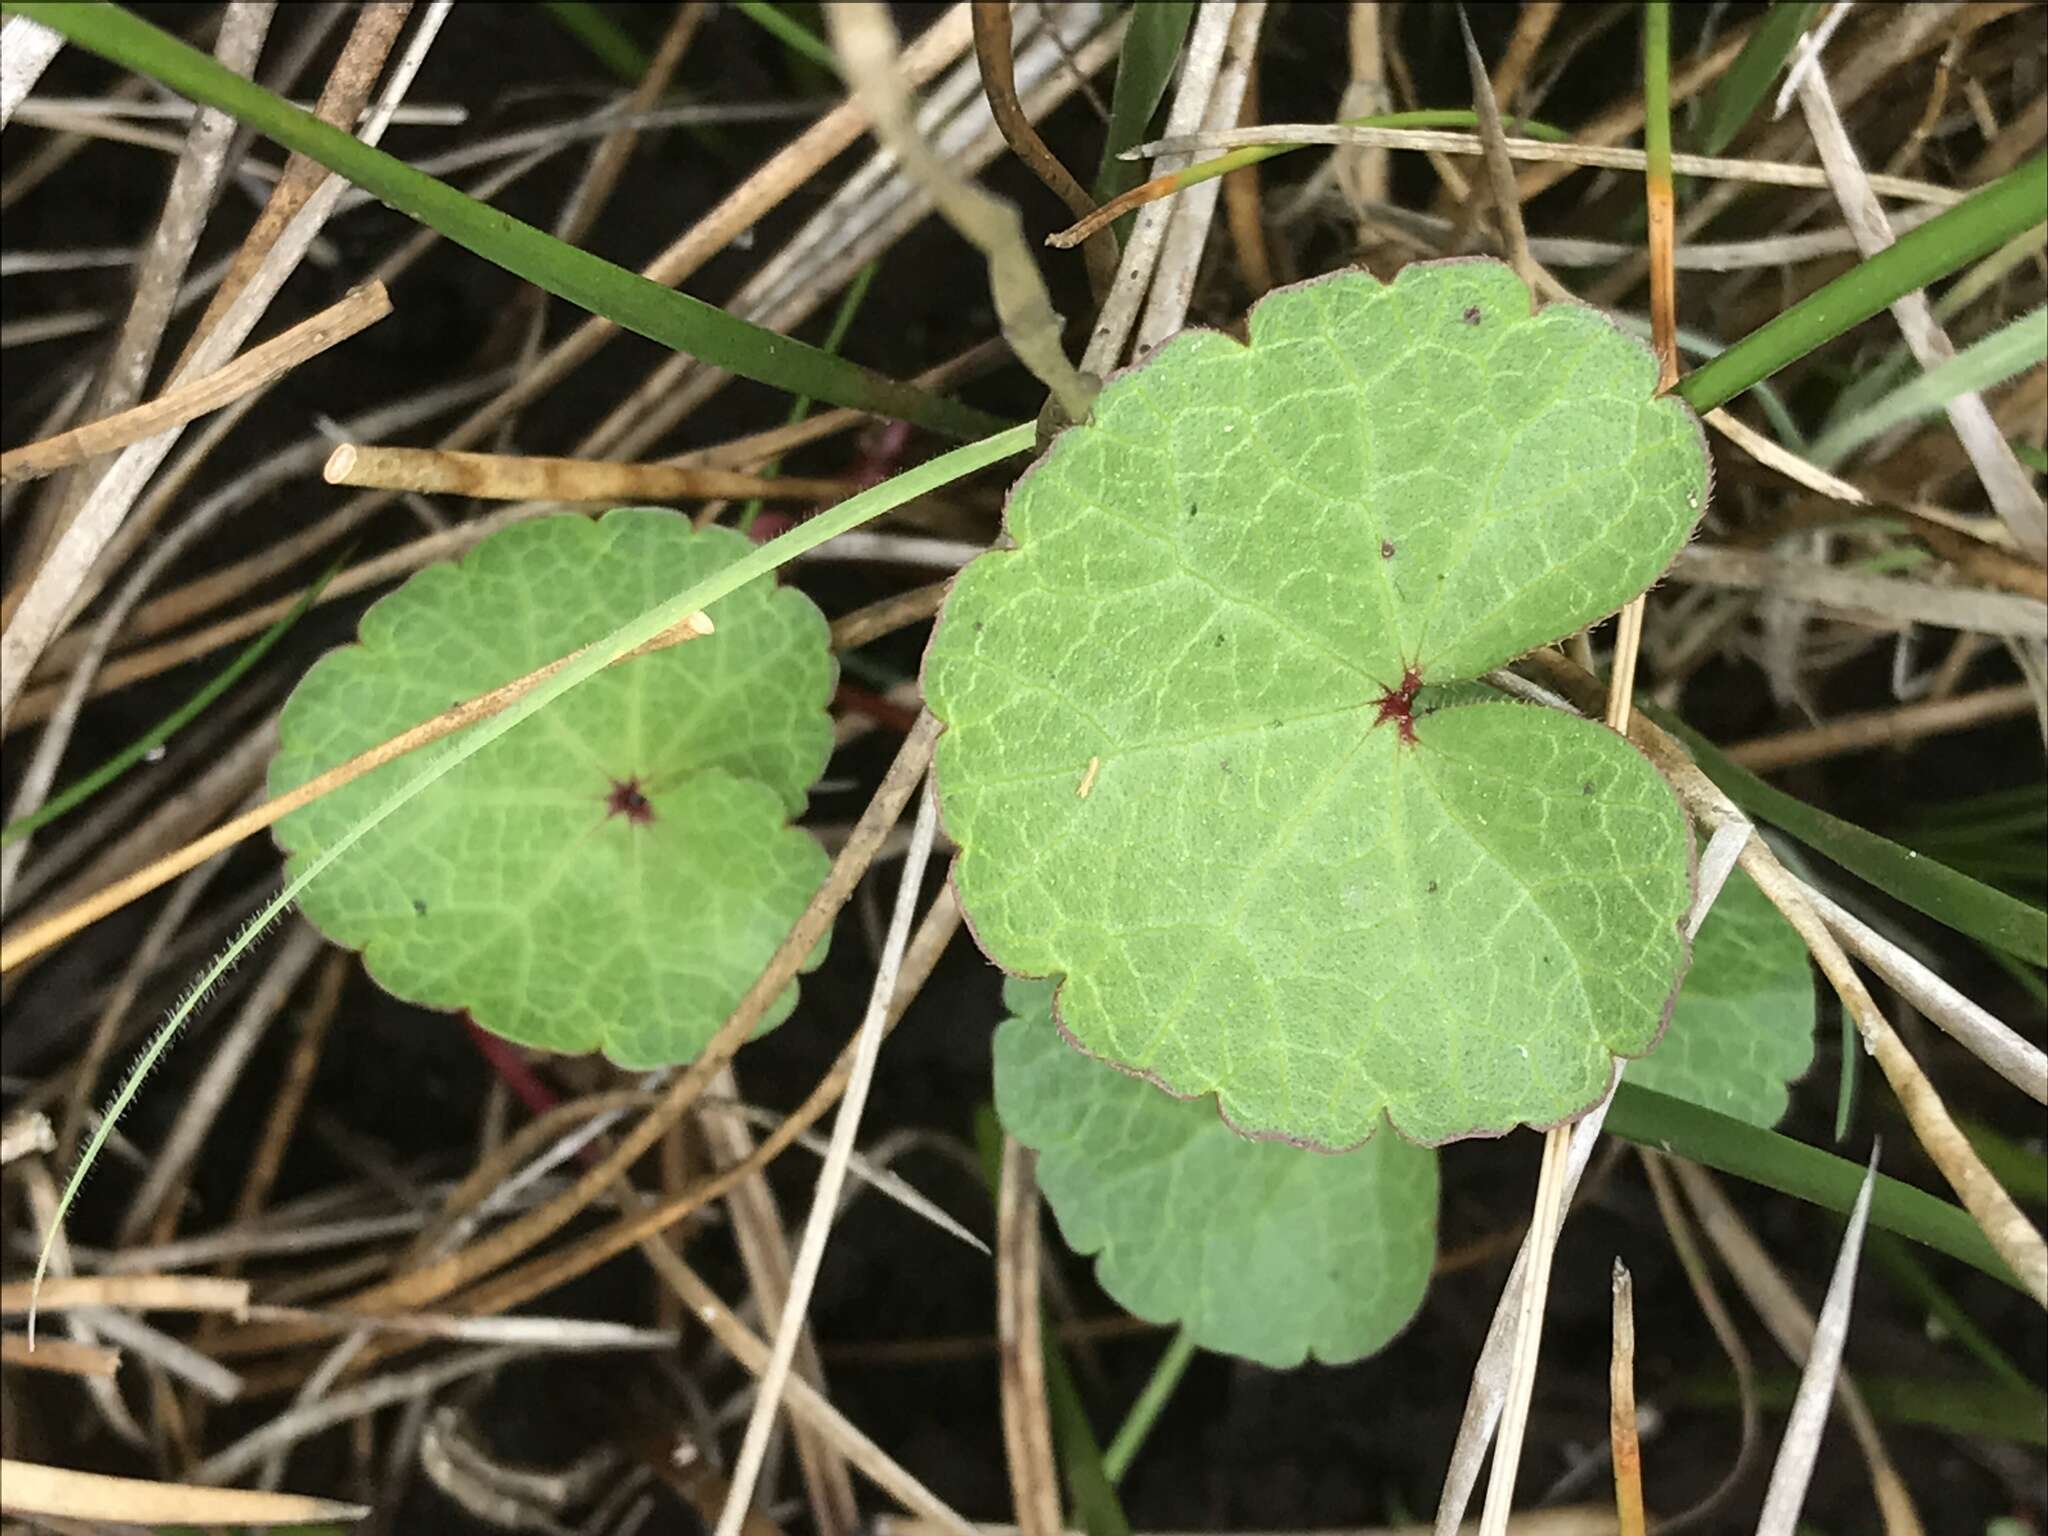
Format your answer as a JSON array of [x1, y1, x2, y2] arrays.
[[270, 511, 834, 1066], [994, 979, 1437, 1369], [1627, 870, 1816, 1127], [928, 260, 1708, 1149]]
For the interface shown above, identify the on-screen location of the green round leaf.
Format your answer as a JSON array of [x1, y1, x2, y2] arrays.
[[928, 260, 1707, 1148], [995, 978, 1437, 1368], [270, 510, 834, 1066], [1629, 870, 1816, 1127]]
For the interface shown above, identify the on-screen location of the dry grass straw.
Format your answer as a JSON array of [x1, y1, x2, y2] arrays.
[[0, 278, 388, 485], [0, 1275, 250, 1316], [1668, 1159, 1920, 1534], [826, 3, 1092, 424], [1607, 1261, 1645, 1536], [172, 1, 411, 372], [0, 1331, 121, 1377], [700, 1063, 860, 1536], [1637, 1150, 1759, 1533], [970, 0, 1118, 301], [322, 441, 855, 503], [1723, 681, 2037, 769], [996, 1138, 1061, 1536], [0, 1457, 367, 1526], [8, 3, 2045, 1519], [4, 2, 272, 589], [1522, 648, 2048, 1309], [0, 2, 451, 724], [712, 779, 943, 1536], [0, 610, 712, 971]]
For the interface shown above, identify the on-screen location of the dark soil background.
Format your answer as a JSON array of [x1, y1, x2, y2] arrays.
[[3, 5, 2044, 1533]]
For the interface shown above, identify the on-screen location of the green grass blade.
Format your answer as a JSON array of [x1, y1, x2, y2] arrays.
[[539, 1, 649, 82], [1811, 305, 2047, 468], [1694, 1, 1821, 156], [732, 1, 839, 76], [0, 556, 343, 848], [1103, 1327, 1197, 1485], [1094, 0, 1195, 208], [1868, 1231, 2036, 1390], [737, 260, 877, 534], [1958, 1116, 2048, 1207], [1681, 1369, 2046, 1445], [1605, 1083, 2022, 1292], [1611, 314, 1805, 446], [11, 2, 1004, 440], [32, 422, 1035, 1319], [2015, 439, 2048, 474], [1821, 222, 2047, 433], [1042, 1315, 1132, 1536], [1676, 153, 2048, 414], [1655, 708, 2048, 965], [1644, 3, 1672, 191]]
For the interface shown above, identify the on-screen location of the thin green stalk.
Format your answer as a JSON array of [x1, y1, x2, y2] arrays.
[[732, 1, 839, 76], [1644, 4, 1673, 178], [0, 556, 342, 847], [737, 260, 877, 534], [1102, 1327, 1198, 1486], [1675, 153, 2048, 414], [1810, 305, 2048, 467], [1095, 1, 1195, 210], [1867, 1231, 2036, 1391], [1604, 1084, 2021, 1293], [1821, 222, 2047, 432], [31, 422, 1036, 1328], [1042, 1319, 1131, 1536], [1643, 2, 1677, 386], [540, 0, 649, 82], [1694, 0, 1821, 156], [8, 1, 1003, 440]]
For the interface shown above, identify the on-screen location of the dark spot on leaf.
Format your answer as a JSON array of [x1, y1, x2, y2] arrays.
[[412, 899, 427, 916], [1463, 306, 1482, 324], [1215, 632, 1225, 645], [1380, 540, 1396, 559], [1372, 665, 1424, 747], [1426, 880, 1438, 894], [605, 775, 656, 825], [1187, 502, 1199, 517], [973, 621, 984, 633], [1582, 781, 1596, 796]]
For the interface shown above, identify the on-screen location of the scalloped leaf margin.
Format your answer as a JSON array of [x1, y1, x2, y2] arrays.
[[270, 510, 835, 1067], [929, 259, 1709, 1148], [995, 978, 1438, 1368]]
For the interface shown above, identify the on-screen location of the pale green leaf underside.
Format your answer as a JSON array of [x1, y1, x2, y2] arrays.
[[928, 261, 1707, 1148], [1630, 869, 1816, 1127], [270, 511, 834, 1066], [995, 978, 1437, 1368]]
